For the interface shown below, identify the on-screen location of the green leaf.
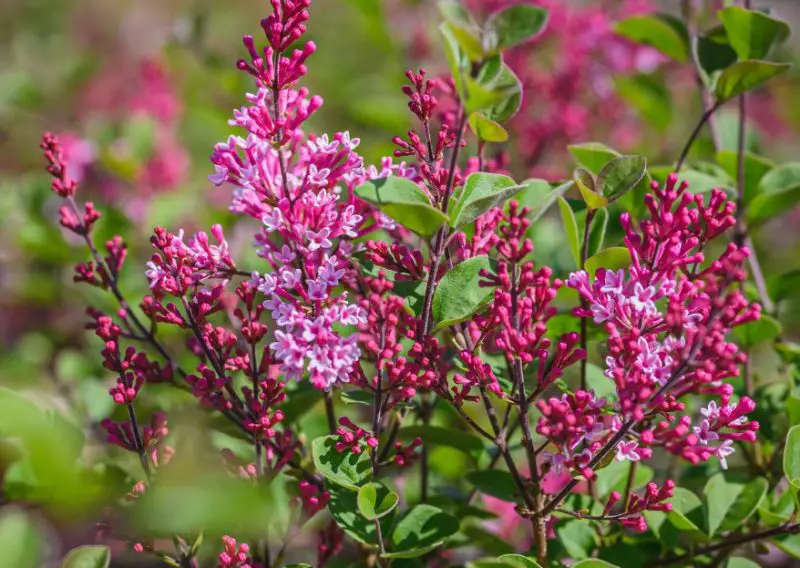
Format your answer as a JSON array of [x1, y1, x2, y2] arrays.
[[573, 561, 621, 568], [0, 509, 42, 568], [519, 179, 573, 225], [481, 64, 523, 124], [557, 520, 596, 560], [667, 487, 708, 539], [747, 185, 800, 228], [328, 486, 395, 546], [715, 150, 774, 204], [574, 168, 607, 210], [464, 76, 509, 114], [693, 34, 738, 89], [469, 112, 508, 142], [759, 162, 800, 195], [614, 14, 689, 61], [386, 504, 460, 558], [484, 5, 548, 52], [714, 60, 791, 103], [557, 196, 580, 269], [61, 546, 111, 568], [441, 22, 470, 95], [312, 435, 372, 490], [584, 248, 632, 279], [614, 73, 673, 130], [596, 155, 647, 203], [450, 173, 523, 228], [354, 177, 448, 238], [677, 165, 734, 194], [341, 390, 375, 406], [719, 6, 790, 60], [568, 142, 621, 174], [397, 425, 484, 458], [770, 270, 800, 302], [393, 279, 427, 317], [497, 555, 543, 568], [438, 1, 484, 60], [432, 256, 495, 330], [466, 470, 519, 502], [784, 425, 800, 487], [357, 482, 399, 521], [731, 315, 781, 347], [588, 208, 609, 256], [719, 477, 768, 533]]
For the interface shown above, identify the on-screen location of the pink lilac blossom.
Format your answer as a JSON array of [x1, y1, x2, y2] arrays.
[[218, 535, 253, 568], [567, 173, 760, 476], [208, 1, 379, 391]]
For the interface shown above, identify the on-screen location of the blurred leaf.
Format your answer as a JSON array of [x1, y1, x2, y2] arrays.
[[719, 477, 768, 533], [385, 504, 460, 558], [783, 426, 800, 491], [731, 315, 781, 347], [573, 562, 621, 568], [341, 390, 375, 406], [614, 73, 673, 130], [468, 112, 508, 142], [61, 546, 111, 568], [568, 143, 620, 174], [438, 1, 484, 60], [484, 5, 548, 52], [747, 185, 800, 228], [703, 474, 767, 536], [312, 435, 372, 490], [677, 165, 734, 194], [557, 520, 596, 560], [519, 179, 573, 226], [758, 162, 800, 195], [432, 256, 495, 330], [357, 482, 399, 521], [718, 6, 790, 60], [584, 248, 632, 279], [714, 60, 790, 103], [614, 14, 689, 61], [726, 559, 760, 568], [497, 555, 542, 567], [596, 156, 647, 203], [715, 150, 773, 204], [354, 177, 447, 238], [557, 196, 580, 269], [450, 173, 523, 229], [466, 470, 519, 502], [0, 508, 42, 568], [667, 487, 708, 539], [397, 425, 484, 459], [575, 169, 607, 210]]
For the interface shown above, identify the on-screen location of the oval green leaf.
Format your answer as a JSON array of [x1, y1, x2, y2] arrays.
[[450, 172, 523, 228], [354, 177, 448, 238], [386, 504, 460, 559], [357, 482, 399, 521], [432, 256, 495, 330], [61, 546, 111, 568], [312, 435, 372, 490], [596, 155, 647, 202], [468, 112, 509, 143]]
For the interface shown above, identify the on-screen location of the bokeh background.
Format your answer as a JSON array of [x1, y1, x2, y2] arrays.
[[3, 0, 800, 565]]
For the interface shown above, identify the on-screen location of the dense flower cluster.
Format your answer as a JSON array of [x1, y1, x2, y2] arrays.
[[568, 174, 760, 476]]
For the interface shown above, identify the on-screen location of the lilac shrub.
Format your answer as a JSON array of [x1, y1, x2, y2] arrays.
[[21, 1, 800, 567]]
